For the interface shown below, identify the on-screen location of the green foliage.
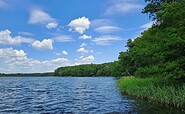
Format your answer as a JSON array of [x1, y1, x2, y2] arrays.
[[111, 61, 124, 77], [117, 77, 185, 109], [117, 1, 185, 80], [54, 62, 117, 77], [135, 66, 163, 78], [0, 72, 54, 77], [142, 0, 180, 20]]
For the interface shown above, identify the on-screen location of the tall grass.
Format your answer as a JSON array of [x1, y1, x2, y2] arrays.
[[117, 77, 185, 109]]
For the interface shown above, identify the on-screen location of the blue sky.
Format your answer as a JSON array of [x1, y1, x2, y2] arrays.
[[0, 0, 152, 73]]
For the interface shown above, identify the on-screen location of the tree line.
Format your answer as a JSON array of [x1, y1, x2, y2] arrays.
[[0, 72, 54, 77], [54, 63, 119, 77]]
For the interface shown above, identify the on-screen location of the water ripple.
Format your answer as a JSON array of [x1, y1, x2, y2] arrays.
[[0, 77, 179, 114]]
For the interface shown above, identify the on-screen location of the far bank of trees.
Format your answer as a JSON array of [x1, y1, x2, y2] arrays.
[[54, 63, 120, 77], [0, 72, 53, 77]]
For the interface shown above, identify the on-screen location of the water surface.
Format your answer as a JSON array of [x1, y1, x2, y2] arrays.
[[0, 77, 182, 114]]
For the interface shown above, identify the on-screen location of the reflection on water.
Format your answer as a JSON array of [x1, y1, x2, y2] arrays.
[[0, 77, 183, 114]]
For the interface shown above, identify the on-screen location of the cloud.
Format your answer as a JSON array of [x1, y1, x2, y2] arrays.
[[79, 34, 92, 40], [79, 56, 84, 59], [53, 35, 74, 42], [140, 21, 154, 30], [91, 19, 114, 28], [0, 48, 70, 73], [105, 0, 143, 15], [46, 22, 58, 29], [0, 30, 21, 45], [32, 39, 53, 50], [74, 55, 95, 65], [28, 8, 58, 28], [0, 0, 8, 8], [18, 32, 34, 36], [77, 47, 88, 54], [15, 49, 27, 57], [68, 17, 90, 34], [51, 58, 69, 63], [91, 19, 123, 33], [28, 8, 55, 24], [132, 21, 154, 39], [0, 29, 35, 45], [62, 50, 68, 55], [81, 55, 95, 63], [93, 35, 123, 45], [55, 53, 61, 56], [20, 37, 35, 44], [80, 43, 87, 47], [95, 26, 122, 33]]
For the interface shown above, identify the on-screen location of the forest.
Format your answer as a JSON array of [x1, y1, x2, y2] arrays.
[[54, 63, 116, 76], [0, 72, 54, 77]]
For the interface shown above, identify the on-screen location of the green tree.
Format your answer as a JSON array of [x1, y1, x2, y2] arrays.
[[142, 0, 180, 20]]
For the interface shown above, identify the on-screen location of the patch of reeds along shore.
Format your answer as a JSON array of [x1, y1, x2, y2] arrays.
[[117, 77, 185, 110]]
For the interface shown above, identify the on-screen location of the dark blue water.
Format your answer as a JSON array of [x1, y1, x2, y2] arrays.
[[0, 77, 182, 114]]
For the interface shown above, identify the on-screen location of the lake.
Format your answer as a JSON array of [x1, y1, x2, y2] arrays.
[[0, 77, 182, 114]]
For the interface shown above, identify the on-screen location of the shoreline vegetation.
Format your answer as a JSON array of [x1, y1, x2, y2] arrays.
[[0, 72, 54, 77], [117, 77, 185, 110], [54, 63, 115, 77]]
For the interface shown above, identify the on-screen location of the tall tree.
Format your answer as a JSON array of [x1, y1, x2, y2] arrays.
[[142, 0, 179, 20]]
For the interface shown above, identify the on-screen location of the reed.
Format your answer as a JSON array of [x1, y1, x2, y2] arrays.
[[117, 77, 185, 109]]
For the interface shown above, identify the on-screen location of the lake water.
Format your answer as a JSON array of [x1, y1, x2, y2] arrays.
[[0, 77, 182, 114]]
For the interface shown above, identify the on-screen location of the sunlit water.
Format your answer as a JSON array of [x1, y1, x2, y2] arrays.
[[0, 77, 183, 114]]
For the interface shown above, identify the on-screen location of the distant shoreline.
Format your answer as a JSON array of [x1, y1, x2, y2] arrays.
[[0, 72, 54, 77]]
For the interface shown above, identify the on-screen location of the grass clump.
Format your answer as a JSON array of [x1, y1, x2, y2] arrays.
[[117, 77, 185, 109]]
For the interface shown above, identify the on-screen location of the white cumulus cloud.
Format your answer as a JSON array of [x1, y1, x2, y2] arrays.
[[77, 47, 88, 54], [79, 34, 92, 40], [74, 55, 95, 65], [32, 39, 53, 50], [51, 58, 69, 63], [55, 53, 61, 56], [62, 50, 68, 55], [0, 48, 70, 73], [14, 50, 27, 57], [0, 29, 35, 45], [81, 55, 95, 63], [46, 22, 58, 29], [68, 17, 90, 34]]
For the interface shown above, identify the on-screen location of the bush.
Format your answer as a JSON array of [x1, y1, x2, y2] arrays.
[[135, 65, 163, 78]]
